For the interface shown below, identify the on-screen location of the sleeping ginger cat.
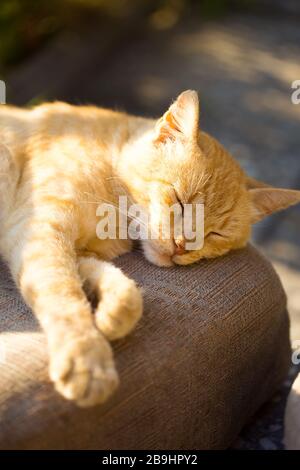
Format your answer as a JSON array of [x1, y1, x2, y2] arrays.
[[1, 90, 300, 407]]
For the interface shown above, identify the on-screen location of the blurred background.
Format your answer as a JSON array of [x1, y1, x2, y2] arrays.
[[1, 0, 300, 449]]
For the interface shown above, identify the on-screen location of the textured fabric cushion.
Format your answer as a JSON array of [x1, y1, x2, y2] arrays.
[[0, 244, 290, 449]]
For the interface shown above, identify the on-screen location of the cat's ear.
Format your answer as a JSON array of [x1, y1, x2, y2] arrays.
[[249, 187, 300, 223], [154, 90, 199, 144]]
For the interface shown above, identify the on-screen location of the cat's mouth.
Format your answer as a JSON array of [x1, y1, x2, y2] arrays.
[[143, 241, 192, 267], [143, 241, 175, 267]]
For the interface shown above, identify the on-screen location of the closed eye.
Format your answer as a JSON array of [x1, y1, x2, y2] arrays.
[[208, 231, 224, 239]]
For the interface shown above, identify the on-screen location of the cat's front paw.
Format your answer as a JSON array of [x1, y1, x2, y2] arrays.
[[95, 277, 143, 341], [49, 331, 119, 407]]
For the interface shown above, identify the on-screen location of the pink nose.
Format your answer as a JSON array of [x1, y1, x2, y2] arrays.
[[174, 241, 186, 255]]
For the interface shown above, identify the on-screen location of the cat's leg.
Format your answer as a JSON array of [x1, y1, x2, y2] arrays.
[[9, 217, 119, 407], [78, 256, 143, 341]]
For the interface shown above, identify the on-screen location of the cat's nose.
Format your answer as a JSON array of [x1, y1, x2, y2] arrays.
[[174, 240, 186, 255]]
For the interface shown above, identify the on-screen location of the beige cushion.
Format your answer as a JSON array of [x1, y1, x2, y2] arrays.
[[0, 244, 290, 449]]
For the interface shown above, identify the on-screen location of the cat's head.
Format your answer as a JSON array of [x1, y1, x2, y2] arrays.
[[121, 90, 300, 266]]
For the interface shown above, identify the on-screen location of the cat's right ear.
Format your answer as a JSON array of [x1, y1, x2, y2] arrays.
[[249, 186, 300, 223], [153, 90, 199, 144]]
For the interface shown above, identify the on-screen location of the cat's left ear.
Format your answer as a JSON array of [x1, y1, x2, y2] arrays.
[[249, 186, 300, 223], [154, 90, 199, 144]]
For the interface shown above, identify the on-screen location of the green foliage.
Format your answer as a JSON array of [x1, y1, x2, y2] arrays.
[[0, 0, 60, 68], [0, 0, 110, 69], [0, 0, 255, 71]]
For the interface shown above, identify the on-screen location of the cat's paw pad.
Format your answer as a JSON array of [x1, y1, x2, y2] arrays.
[[95, 279, 143, 341], [49, 332, 119, 407]]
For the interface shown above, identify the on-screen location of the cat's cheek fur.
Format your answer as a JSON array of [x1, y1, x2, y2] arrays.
[[172, 237, 248, 265], [173, 250, 228, 265]]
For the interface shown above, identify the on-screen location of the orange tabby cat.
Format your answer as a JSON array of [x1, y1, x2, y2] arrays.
[[0, 90, 299, 406]]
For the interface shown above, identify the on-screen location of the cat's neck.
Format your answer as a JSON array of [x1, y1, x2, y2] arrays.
[[106, 115, 153, 204], [120, 116, 154, 154], [113, 115, 154, 170]]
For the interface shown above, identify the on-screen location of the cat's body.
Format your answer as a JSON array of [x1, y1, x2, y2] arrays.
[[1, 90, 300, 406]]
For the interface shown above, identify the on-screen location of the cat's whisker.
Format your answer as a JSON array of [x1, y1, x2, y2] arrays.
[[81, 192, 150, 231]]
